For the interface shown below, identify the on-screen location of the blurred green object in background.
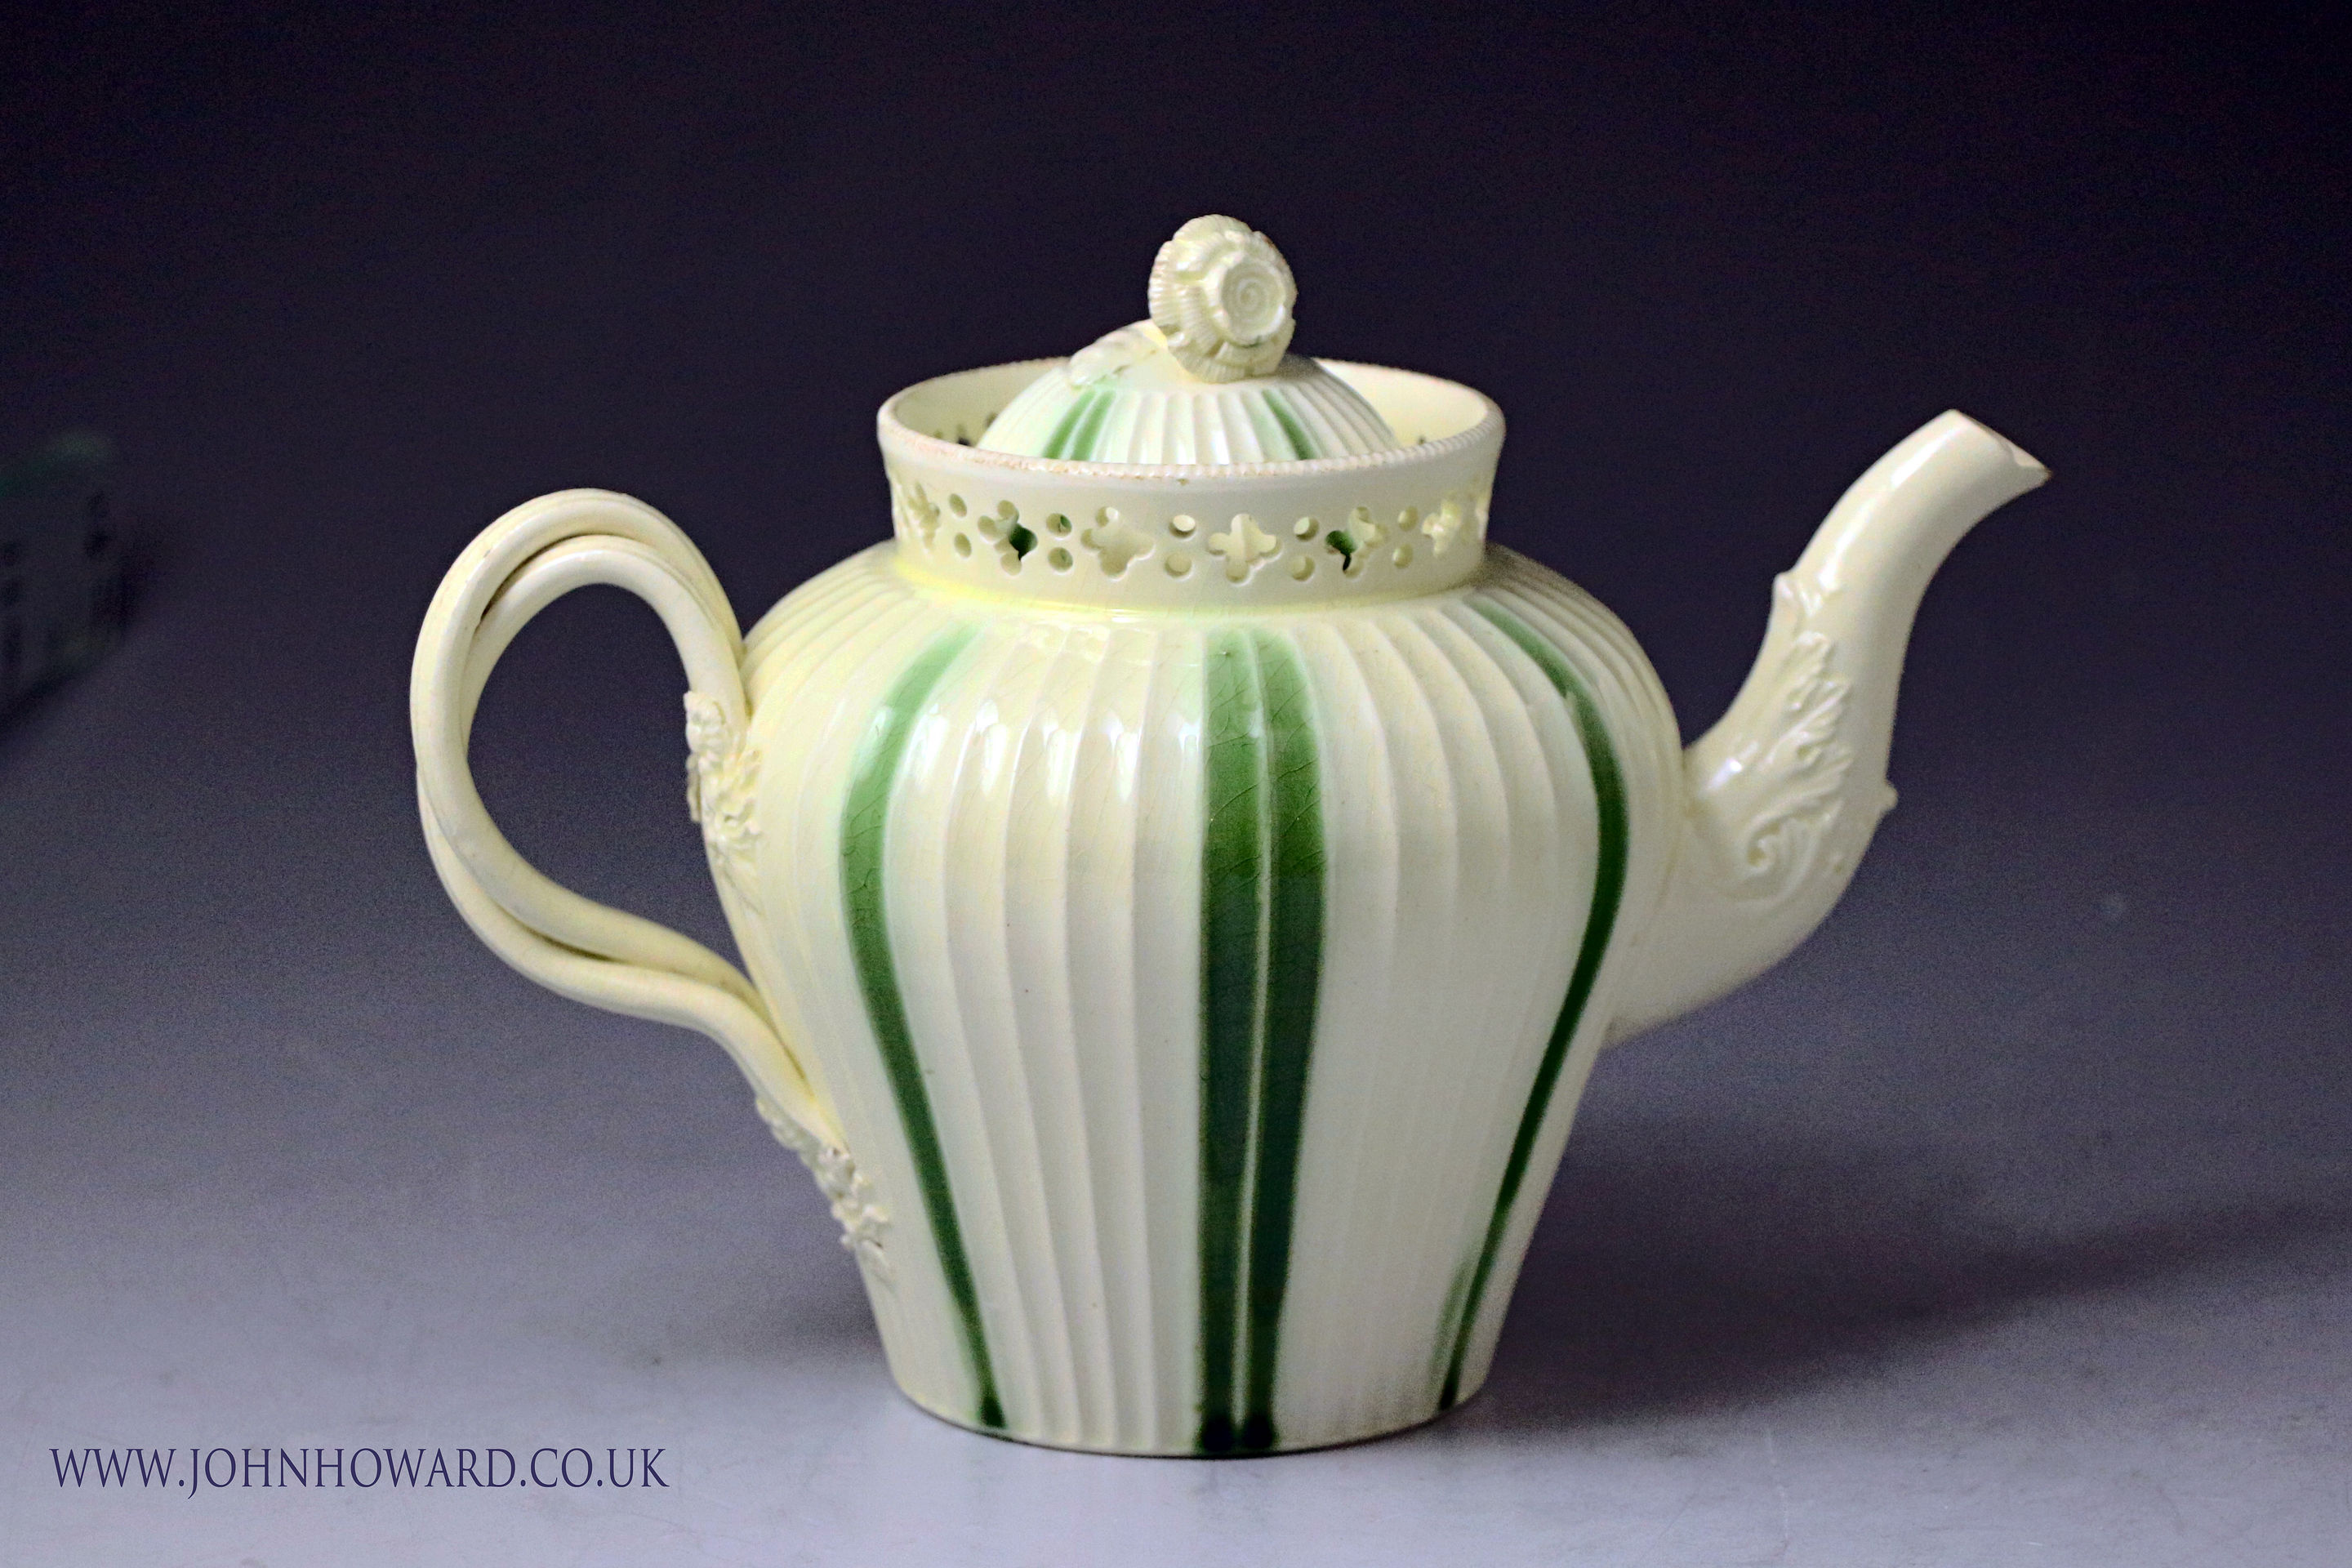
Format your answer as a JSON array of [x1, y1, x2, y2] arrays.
[[0, 432, 122, 715]]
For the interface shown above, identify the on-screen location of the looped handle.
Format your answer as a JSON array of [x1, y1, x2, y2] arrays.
[[411, 489, 840, 1153]]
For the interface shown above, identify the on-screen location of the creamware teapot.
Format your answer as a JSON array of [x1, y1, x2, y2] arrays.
[[411, 216, 2047, 1455]]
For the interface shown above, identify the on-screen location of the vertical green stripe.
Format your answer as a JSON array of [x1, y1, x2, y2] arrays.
[[840, 623, 1004, 1431], [1261, 388, 1319, 460], [1241, 631, 1325, 1451], [1236, 390, 1292, 461], [1194, 630, 1328, 1454], [1438, 600, 1629, 1410], [1067, 389, 1117, 461], [1041, 391, 1097, 460], [1196, 632, 1265, 1454]]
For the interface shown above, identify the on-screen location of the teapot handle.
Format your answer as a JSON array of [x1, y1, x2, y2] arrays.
[[411, 489, 840, 1154]]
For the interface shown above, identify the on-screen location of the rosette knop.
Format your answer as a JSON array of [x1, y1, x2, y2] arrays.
[[1147, 216, 1298, 383]]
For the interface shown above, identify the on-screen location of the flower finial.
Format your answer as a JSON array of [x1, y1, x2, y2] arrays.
[[1147, 216, 1297, 383]]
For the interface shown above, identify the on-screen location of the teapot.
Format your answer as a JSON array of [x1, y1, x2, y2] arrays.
[[411, 216, 2047, 1454]]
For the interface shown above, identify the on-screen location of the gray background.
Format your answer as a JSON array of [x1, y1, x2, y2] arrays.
[[3, 6, 2348, 1564]]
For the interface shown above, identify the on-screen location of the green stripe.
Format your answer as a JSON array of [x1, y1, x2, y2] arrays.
[[840, 623, 1004, 1431], [1236, 390, 1291, 461], [1040, 391, 1096, 460], [1195, 632, 1264, 1453], [1438, 600, 1629, 1410], [1067, 389, 1117, 461], [1261, 388, 1318, 460], [1194, 630, 1327, 1453], [1241, 631, 1325, 1450]]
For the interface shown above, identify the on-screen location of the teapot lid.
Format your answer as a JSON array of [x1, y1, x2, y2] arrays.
[[976, 216, 1402, 465], [875, 216, 1503, 610]]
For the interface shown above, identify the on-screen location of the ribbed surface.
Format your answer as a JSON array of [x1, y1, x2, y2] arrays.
[[881, 360, 1501, 612], [884, 618, 1195, 1446], [738, 543, 1677, 1452], [978, 362, 1398, 463], [1275, 607, 1578, 1441], [742, 551, 969, 1410], [749, 553, 1213, 1449], [1441, 557, 1685, 1401]]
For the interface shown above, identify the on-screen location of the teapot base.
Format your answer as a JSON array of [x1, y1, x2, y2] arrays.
[[888, 1374, 1487, 1459]]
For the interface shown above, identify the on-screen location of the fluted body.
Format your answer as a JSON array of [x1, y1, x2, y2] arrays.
[[412, 333, 2043, 1456], [730, 543, 1677, 1452]]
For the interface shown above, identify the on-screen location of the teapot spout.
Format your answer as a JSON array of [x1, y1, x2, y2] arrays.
[[1610, 412, 2048, 1040]]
